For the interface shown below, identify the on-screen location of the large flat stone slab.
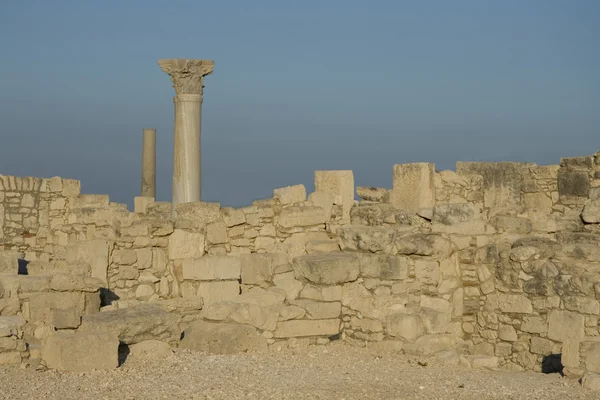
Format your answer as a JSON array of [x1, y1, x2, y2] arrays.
[[41, 331, 119, 372], [180, 321, 267, 354], [78, 304, 180, 344], [293, 253, 360, 285]]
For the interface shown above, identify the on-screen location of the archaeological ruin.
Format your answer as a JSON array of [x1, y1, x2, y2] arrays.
[[1, 59, 600, 392]]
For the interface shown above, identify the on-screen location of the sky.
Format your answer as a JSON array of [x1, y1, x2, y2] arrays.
[[0, 0, 599, 209]]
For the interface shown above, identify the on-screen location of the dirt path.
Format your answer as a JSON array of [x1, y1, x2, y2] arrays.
[[0, 344, 595, 400]]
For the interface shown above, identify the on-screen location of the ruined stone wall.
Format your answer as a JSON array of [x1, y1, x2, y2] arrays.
[[2, 153, 600, 379]]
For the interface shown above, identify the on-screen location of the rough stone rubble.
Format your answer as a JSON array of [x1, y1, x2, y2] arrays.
[[1, 151, 600, 392]]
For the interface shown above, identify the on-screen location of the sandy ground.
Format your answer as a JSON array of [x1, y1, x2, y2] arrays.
[[0, 344, 596, 400]]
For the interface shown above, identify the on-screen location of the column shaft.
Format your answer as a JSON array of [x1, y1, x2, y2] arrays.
[[172, 94, 202, 206], [141, 128, 157, 198]]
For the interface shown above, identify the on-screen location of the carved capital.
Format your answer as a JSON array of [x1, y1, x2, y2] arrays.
[[158, 59, 215, 96]]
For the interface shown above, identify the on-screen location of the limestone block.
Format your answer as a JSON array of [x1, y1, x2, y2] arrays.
[[563, 296, 600, 315], [308, 191, 334, 220], [78, 304, 180, 345], [273, 319, 340, 338], [490, 215, 533, 234], [386, 313, 424, 342], [0, 316, 26, 337], [358, 254, 408, 280], [498, 324, 518, 341], [558, 171, 590, 200], [29, 292, 85, 324], [135, 284, 154, 300], [497, 294, 533, 314], [168, 229, 205, 260], [112, 249, 137, 265], [530, 337, 558, 355], [395, 233, 452, 258], [403, 334, 462, 356], [456, 162, 532, 208], [50, 308, 81, 329], [582, 199, 600, 224], [289, 300, 341, 319], [467, 355, 500, 370], [582, 373, 600, 391], [585, 343, 600, 373], [175, 202, 221, 223], [61, 179, 81, 197], [183, 256, 241, 281], [41, 332, 119, 372], [356, 186, 391, 202], [129, 340, 172, 360], [222, 207, 246, 227], [240, 253, 288, 286], [349, 203, 399, 226], [392, 163, 435, 212], [548, 310, 585, 342], [0, 250, 18, 275], [0, 352, 21, 365], [0, 298, 20, 316], [133, 196, 154, 213], [206, 220, 228, 244], [180, 321, 267, 354], [431, 203, 485, 234], [299, 284, 342, 302], [27, 261, 91, 277], [293, 253, 360, 285], [523, 192, 553, 213], [65, 240, 110, 283], [421, 307, 451, 334], [306, 239, 340, 253], [273, 272, 304, 301], [273, 184, 306, 205], [70, 194, 110, 209], [314, 170, 354, 220], [415, 260, 440, 286], [278, 206, 328, 228], [521, 316, 547, 333], [197, 281, 240, 305], [338, 225, 395, 253]]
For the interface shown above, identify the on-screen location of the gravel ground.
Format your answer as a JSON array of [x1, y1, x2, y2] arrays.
[[0, 344, 596, 400]]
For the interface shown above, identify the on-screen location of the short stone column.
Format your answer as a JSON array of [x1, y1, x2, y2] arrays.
[[141, 128, 156, 198], [158, 59, 214, 212]]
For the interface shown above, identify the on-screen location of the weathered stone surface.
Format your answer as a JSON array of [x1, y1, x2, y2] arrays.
[[65, 240, 110, 283], [558, 171, 590, 199], [338, 226, 395, 253], [197, 281, 240, 304], [498, 324, 518, 341], [582, 373, 600, 391], [0, 298, 20, 316], [293, 253, 360, 285], [182, 256, 241, 281], [50, 308, 81, 329], [273, 184, 306, 205], [29, 292, 86, 324], [181, 321, 267, 354], [308, 191, 334, 220], [498, 294, 533, 314], [0, 250, 18, 275], [206, 221, 228, 244], [0, 316, 25, 337], [175, 202, 221, 223], [49, 274, 104, 293], [273, 271, 304, 301], [349, 203, 398, 226], [392, 163, 435, 212], [563, 296, 600, 315], [273, 319, 340, 338], [222, 207, 246, 227], [240, 253, 287, 286], [386, 313, 424, 342], [290, 300, 341, 319], [585, 342, 600, 373], [582, 199, 600, 224], [41, 332, 119, 372], [278, 206, 328, 228], [547, 310, 585, 342], [432, 203, 485, 234], [129, 340, 172, 360], [358, 254, 408, 280], [395, 233, 452, 257], [314, 170, 354, 220], [356, 186, 391, 203], [403, 334, 462, 356], [79, 304, 180, 344], [168, 229, 205, 260]]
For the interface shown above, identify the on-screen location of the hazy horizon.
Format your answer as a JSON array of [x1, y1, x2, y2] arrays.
[[1, 1, 598, 210]]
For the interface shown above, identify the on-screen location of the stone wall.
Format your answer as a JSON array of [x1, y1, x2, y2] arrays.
[[1, 152, 600, 384]]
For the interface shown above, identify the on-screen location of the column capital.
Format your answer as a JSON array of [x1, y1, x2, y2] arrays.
[[158, 59, 214, 96]]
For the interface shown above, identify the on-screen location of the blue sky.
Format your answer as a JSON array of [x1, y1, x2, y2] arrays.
[[0, 0, 598, 208]]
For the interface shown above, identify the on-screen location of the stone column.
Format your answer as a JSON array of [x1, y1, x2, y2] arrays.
[[141, 128, 156, 198], [158, 59, 214, 211]]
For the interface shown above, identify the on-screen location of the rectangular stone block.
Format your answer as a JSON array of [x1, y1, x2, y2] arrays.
[[558, 171, 590, 200], [197, 281, 240, 305], [273, 184, 307, 205], [392, 163, 435, 212], [28, 292, 85, 324], [548, 310, 585, 342], [240, 253, 288, 286], [175, 202, 221, 223], [278, 206, 328, 228], [314, 170, 354, 221], [65, 240, 110, 283], [0, 250, 19, 275], [69, 194, 110, 209], [168, 229, 205, 260], [50, 308, 81, 329], [273, 319, 341, 338], [134, 196, 155, 213], [41, 332, 119, 372], [182, 256, 241, 281]]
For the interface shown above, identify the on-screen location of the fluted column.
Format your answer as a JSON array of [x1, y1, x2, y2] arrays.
[[141, 128, 156, 198], [158, 59, 214, 213]]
